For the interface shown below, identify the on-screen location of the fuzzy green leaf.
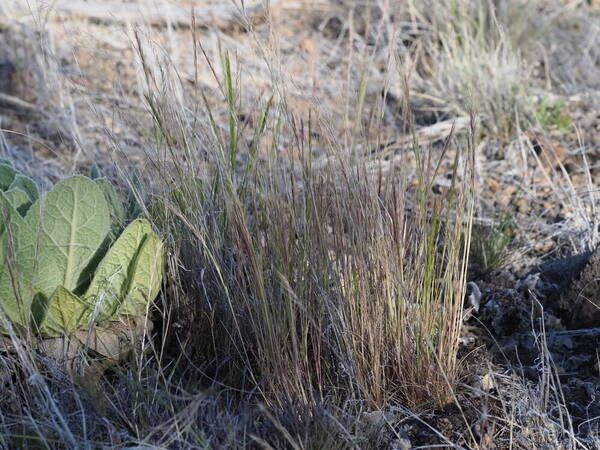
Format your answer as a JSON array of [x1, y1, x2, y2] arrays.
[[26, 176, 110, 297], [94, 178, 126, 229], [84, 219, 155, 320], [38, 286, 92, 337], [0, 164, 16, 190], [9, 174, 39, 203], [90, 164, 102, 180], [0, 173, 163, 337], [0, 196, 36, 329], [119, 230, 164, 316], [3, 188, 32, 216]]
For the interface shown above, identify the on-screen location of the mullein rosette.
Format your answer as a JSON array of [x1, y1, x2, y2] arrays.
[[0, 160, 163, 365]]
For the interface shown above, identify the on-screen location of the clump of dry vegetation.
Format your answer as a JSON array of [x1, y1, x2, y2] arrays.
[[1, 0, 600, 448]]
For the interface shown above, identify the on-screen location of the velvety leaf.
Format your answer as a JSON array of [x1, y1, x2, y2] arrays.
[[38, 285, 92, 337], [9, 174, 39, 203], [0, 164, 16, 190], [119, 230, 164, 316], [0, 196, 36, 329], [84, 219, 153, 320], [0, 190, 25, 236], [27, 176, 110, 297], [1, 174, 163, 338], [94, 178, 126, 228], [3, 188, 32, 216], [89, 164, 102, 180]]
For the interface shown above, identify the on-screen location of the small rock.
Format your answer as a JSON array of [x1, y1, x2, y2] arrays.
[[565, 245, 600, 327], [361, 410, 389, 428], [480, 373, 495, 392], [517, 273, 541, 293], [390, 437, 412, 450], [466, 281, 482, 312], [473, 373, 496, 393]]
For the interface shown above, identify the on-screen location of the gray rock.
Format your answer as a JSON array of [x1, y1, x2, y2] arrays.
[[565, 246, 600, 327]]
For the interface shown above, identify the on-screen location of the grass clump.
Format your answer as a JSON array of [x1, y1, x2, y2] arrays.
[[535, 98, 572, 131], [472, 207, 516, 273], [143, 49, 475, 413], [408, 0, 536, 141]]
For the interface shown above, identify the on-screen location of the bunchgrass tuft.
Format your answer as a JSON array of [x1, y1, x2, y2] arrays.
[[472, 207, 516, 273], [142, 49, 475, 412]]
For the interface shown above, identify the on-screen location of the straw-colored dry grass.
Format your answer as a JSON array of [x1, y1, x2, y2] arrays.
[[1, 0, 600, 448]]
